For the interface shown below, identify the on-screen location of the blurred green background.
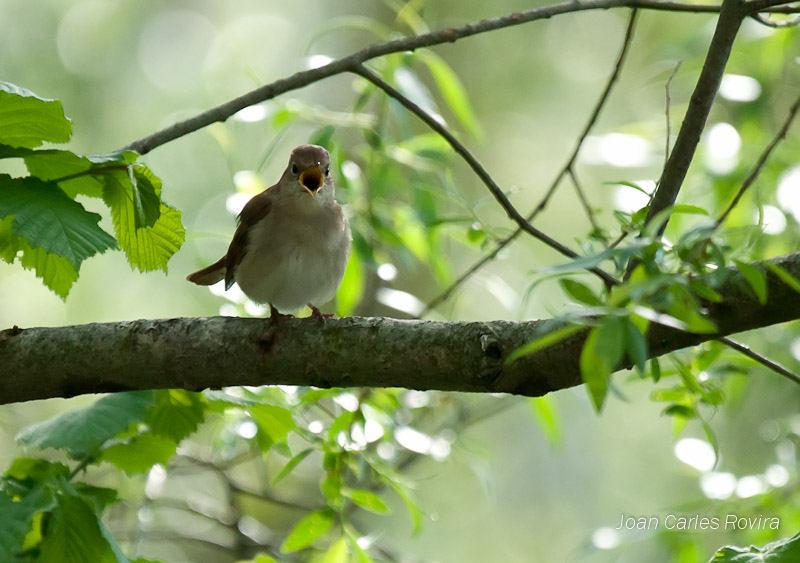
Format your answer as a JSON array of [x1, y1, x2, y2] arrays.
[[1, 0, 799, 561]]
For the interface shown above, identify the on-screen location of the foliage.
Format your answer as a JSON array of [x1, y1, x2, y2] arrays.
[[2, 1, 800, 562], [0, 83, 184, 299]]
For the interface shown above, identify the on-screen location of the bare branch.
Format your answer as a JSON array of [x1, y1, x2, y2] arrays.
[[642, 0, 746, 236], [352, 64, 619, 288], [2, 253, 799, 405], [664, 61, 683, 171], [120, 1, 799, 156], [750, 12, 800, 27], [715, 92, 800, 228], [719, 336, 800, 386], [422, 8, 639, 313]]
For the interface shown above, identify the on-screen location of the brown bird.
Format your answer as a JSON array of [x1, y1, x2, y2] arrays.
[[187, 144, 351, 317]]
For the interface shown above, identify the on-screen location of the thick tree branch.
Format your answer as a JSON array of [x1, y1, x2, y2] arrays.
[[2, 253, 799, 406], [121, 0, 796, 156]]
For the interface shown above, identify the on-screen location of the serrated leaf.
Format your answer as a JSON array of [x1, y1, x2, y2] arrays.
[[129, 164, 163, 229], [272, 448, 314, 485], [250, 404, 296, 446], [560, 278, 603, 306], [0, 82, 71, 148], [102, 172, 183, 272], [734, 259, 767, 305], [0, 175, 117, 268], [280, 509, 334, 553], [38, 493, 116, 563], [100, 433, 178, 475], [343, 489, 390, 514], [16, 391, 155, 457], [17, 240, 79, 299], [710, 532, 800, 562], [146, 389, 206, 443], [579, 317, 625, 411]]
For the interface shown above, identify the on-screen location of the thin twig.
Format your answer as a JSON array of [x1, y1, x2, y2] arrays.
[[421, 9, 638, 314], [750, 12, 800, 27], [353, 64, 620, 288], [567, 167, 604, 237], [119, 1, 798, 156], [715, 92, 800, 228], [719, 336, 800, 386]]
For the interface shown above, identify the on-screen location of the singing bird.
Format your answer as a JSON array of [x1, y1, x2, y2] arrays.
[[187, 144, 351, 317]]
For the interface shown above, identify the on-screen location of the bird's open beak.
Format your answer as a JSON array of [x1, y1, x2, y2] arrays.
[[299, 164, 324, 196]]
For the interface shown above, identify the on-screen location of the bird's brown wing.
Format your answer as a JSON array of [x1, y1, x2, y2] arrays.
[[224, 189, 273, 290]]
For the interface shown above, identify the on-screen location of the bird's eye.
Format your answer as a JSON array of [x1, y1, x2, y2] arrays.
[[325, 166, 330, 176], [291, 163, 298, 174]]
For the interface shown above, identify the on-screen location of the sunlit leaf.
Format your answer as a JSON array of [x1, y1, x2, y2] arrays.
[[0, 81, 71, 148], [103, 171, 184, 272], [280, 509, 335, 553], [17, 240, 79, 299], [0, 488, 53, 562], [250, 404, 296, 446], [146, 389, 206, 443], [528, 396, 562, 446], [343, 488, 390, 514]]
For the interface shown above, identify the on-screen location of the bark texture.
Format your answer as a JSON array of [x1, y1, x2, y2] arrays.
[[1, 253, 799, 405]]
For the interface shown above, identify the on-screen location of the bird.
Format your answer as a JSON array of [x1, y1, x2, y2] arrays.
[[187, 144, 351, 318]]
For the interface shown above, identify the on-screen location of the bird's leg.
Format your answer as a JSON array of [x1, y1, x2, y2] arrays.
[[308, 304, 334, 319], [269, 304, 293, 322]]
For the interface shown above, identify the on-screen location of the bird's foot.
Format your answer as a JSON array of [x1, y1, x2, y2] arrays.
[[308, 304, 334, 319], [269, 304, 294, 322]]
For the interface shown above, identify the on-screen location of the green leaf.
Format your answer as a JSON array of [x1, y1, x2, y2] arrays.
[[100, 433, 178, 475], [0, 488, 53, 562], [734, 259, 767, 304], [579, 317, 625, 411], [418, 51, 482, 139], [649, 358, 662, 382], [0, 81, 72, 148], [0, 175, 117, 268], [235, 555, 278, 563], [506, 323, 584, 364], [323, 537, 350, 563], [385, 480, 422, 535], [146, 389, 206, 443], [710, 532, 800, 562], [38, 493, 116, 563], [560, 278, 603, 306], [343, 489, 390, 514], [129, 164, 163, 229], [336, 246, 364, 316], [102, 172, 183, 272], [624, 318, 648, 373], [16, 391, 155, 457], [672, 204, 708, 215], [764, 261, 800, 294], [527, 396, 562, 446], [272, 448, 314, 485], [17, 240, 80, 299], [280, 509, 335, 553], [250, 404, 296, 446]]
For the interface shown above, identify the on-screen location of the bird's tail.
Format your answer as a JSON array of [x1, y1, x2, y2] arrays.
[[186, 257, 226, 286]]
